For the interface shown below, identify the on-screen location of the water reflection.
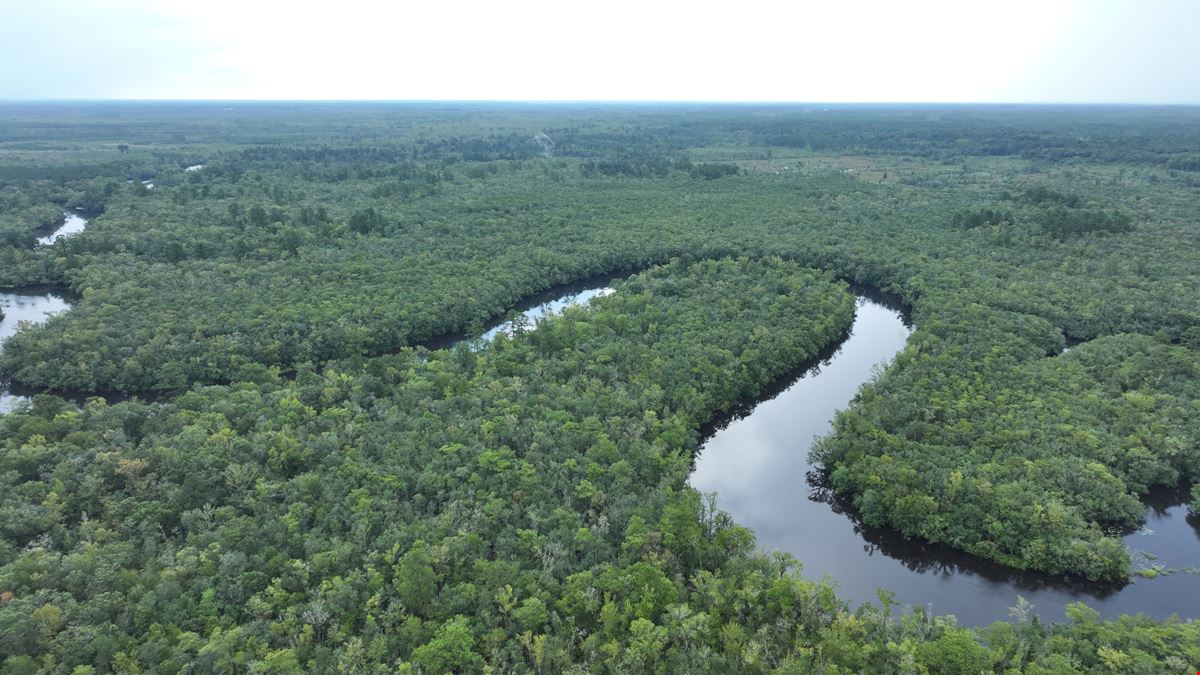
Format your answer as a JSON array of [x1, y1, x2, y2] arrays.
[[476, 287, 613, 344], [0, 287, 72, 413], [421, 275, 618, 351], [37, 211, 88, 245], [0, 287, 170, 411], [691, 295, 1200, 626]]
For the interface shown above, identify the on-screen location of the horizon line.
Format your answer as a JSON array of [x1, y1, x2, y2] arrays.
[[1, 99, 1199, 107]]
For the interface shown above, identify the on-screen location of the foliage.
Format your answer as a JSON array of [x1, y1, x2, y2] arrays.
[[0, 259, 864, 671], [1, 103, 1199, 671], [814, 323, 1199, 581], [1035, 206, 1134, 238], [951, 207, 1013, 229]]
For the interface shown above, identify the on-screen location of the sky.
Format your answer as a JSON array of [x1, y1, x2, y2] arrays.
[[2, 0, 1197, 103]]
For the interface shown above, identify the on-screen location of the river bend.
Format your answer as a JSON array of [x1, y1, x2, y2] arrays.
[[691, 295, 1200, 625]]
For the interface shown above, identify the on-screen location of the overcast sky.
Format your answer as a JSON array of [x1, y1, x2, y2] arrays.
[[2, 0, 1197, 103]]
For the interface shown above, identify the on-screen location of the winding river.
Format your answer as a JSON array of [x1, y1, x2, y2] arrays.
[[691, 294, 1200, 626], [3, 248, 1197, 624], [431, 280, 1200, 624], [1, 211, 89, 411]]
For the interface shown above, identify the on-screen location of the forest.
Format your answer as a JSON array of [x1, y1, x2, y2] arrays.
[[0, 103, 1198, 672]]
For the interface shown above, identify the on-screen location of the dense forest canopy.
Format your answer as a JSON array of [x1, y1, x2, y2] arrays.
[[0, 103, 1198, 672]]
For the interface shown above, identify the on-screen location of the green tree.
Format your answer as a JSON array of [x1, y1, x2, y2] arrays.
[[410, 617, 484, 674], [394, 541, 437, 615]]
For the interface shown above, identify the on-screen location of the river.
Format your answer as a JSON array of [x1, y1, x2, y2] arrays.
[[423, 278, 616, 351], [4, 258, 1197, 625], [37, 210, 89, 245], [2, 210, 91, 411], [690, 294, 1200, 626], [475, 286, 613, 344], [0, 287, 73, 413]]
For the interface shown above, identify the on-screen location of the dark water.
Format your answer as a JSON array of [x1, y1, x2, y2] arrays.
[[4, 269, 1196, 624], [690, 296, 1200, 626]]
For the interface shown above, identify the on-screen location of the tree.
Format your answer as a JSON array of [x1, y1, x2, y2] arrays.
[[394, 541, 437, 615], [410, 617, 484, 674], [349, 208, 386, 234]]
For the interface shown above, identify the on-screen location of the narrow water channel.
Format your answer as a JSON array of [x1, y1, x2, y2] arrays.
[[37, 210, 88, 245], [476, 287, 613, 344], [690, 295, 1200, 626], [423, 278, 615, 351]]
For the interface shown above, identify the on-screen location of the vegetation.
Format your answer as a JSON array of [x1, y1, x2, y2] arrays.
[[0, 258, 863, 671], [0, 103, 1198, 671], [814, 326, 1199, 581]]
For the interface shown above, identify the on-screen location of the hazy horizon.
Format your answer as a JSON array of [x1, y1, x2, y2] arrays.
[[3, 0, 1198, 104], [1, 100, 1198, 107]]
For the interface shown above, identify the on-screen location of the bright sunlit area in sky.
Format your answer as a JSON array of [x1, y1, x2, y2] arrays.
[[2, 0, 1197, 102]]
